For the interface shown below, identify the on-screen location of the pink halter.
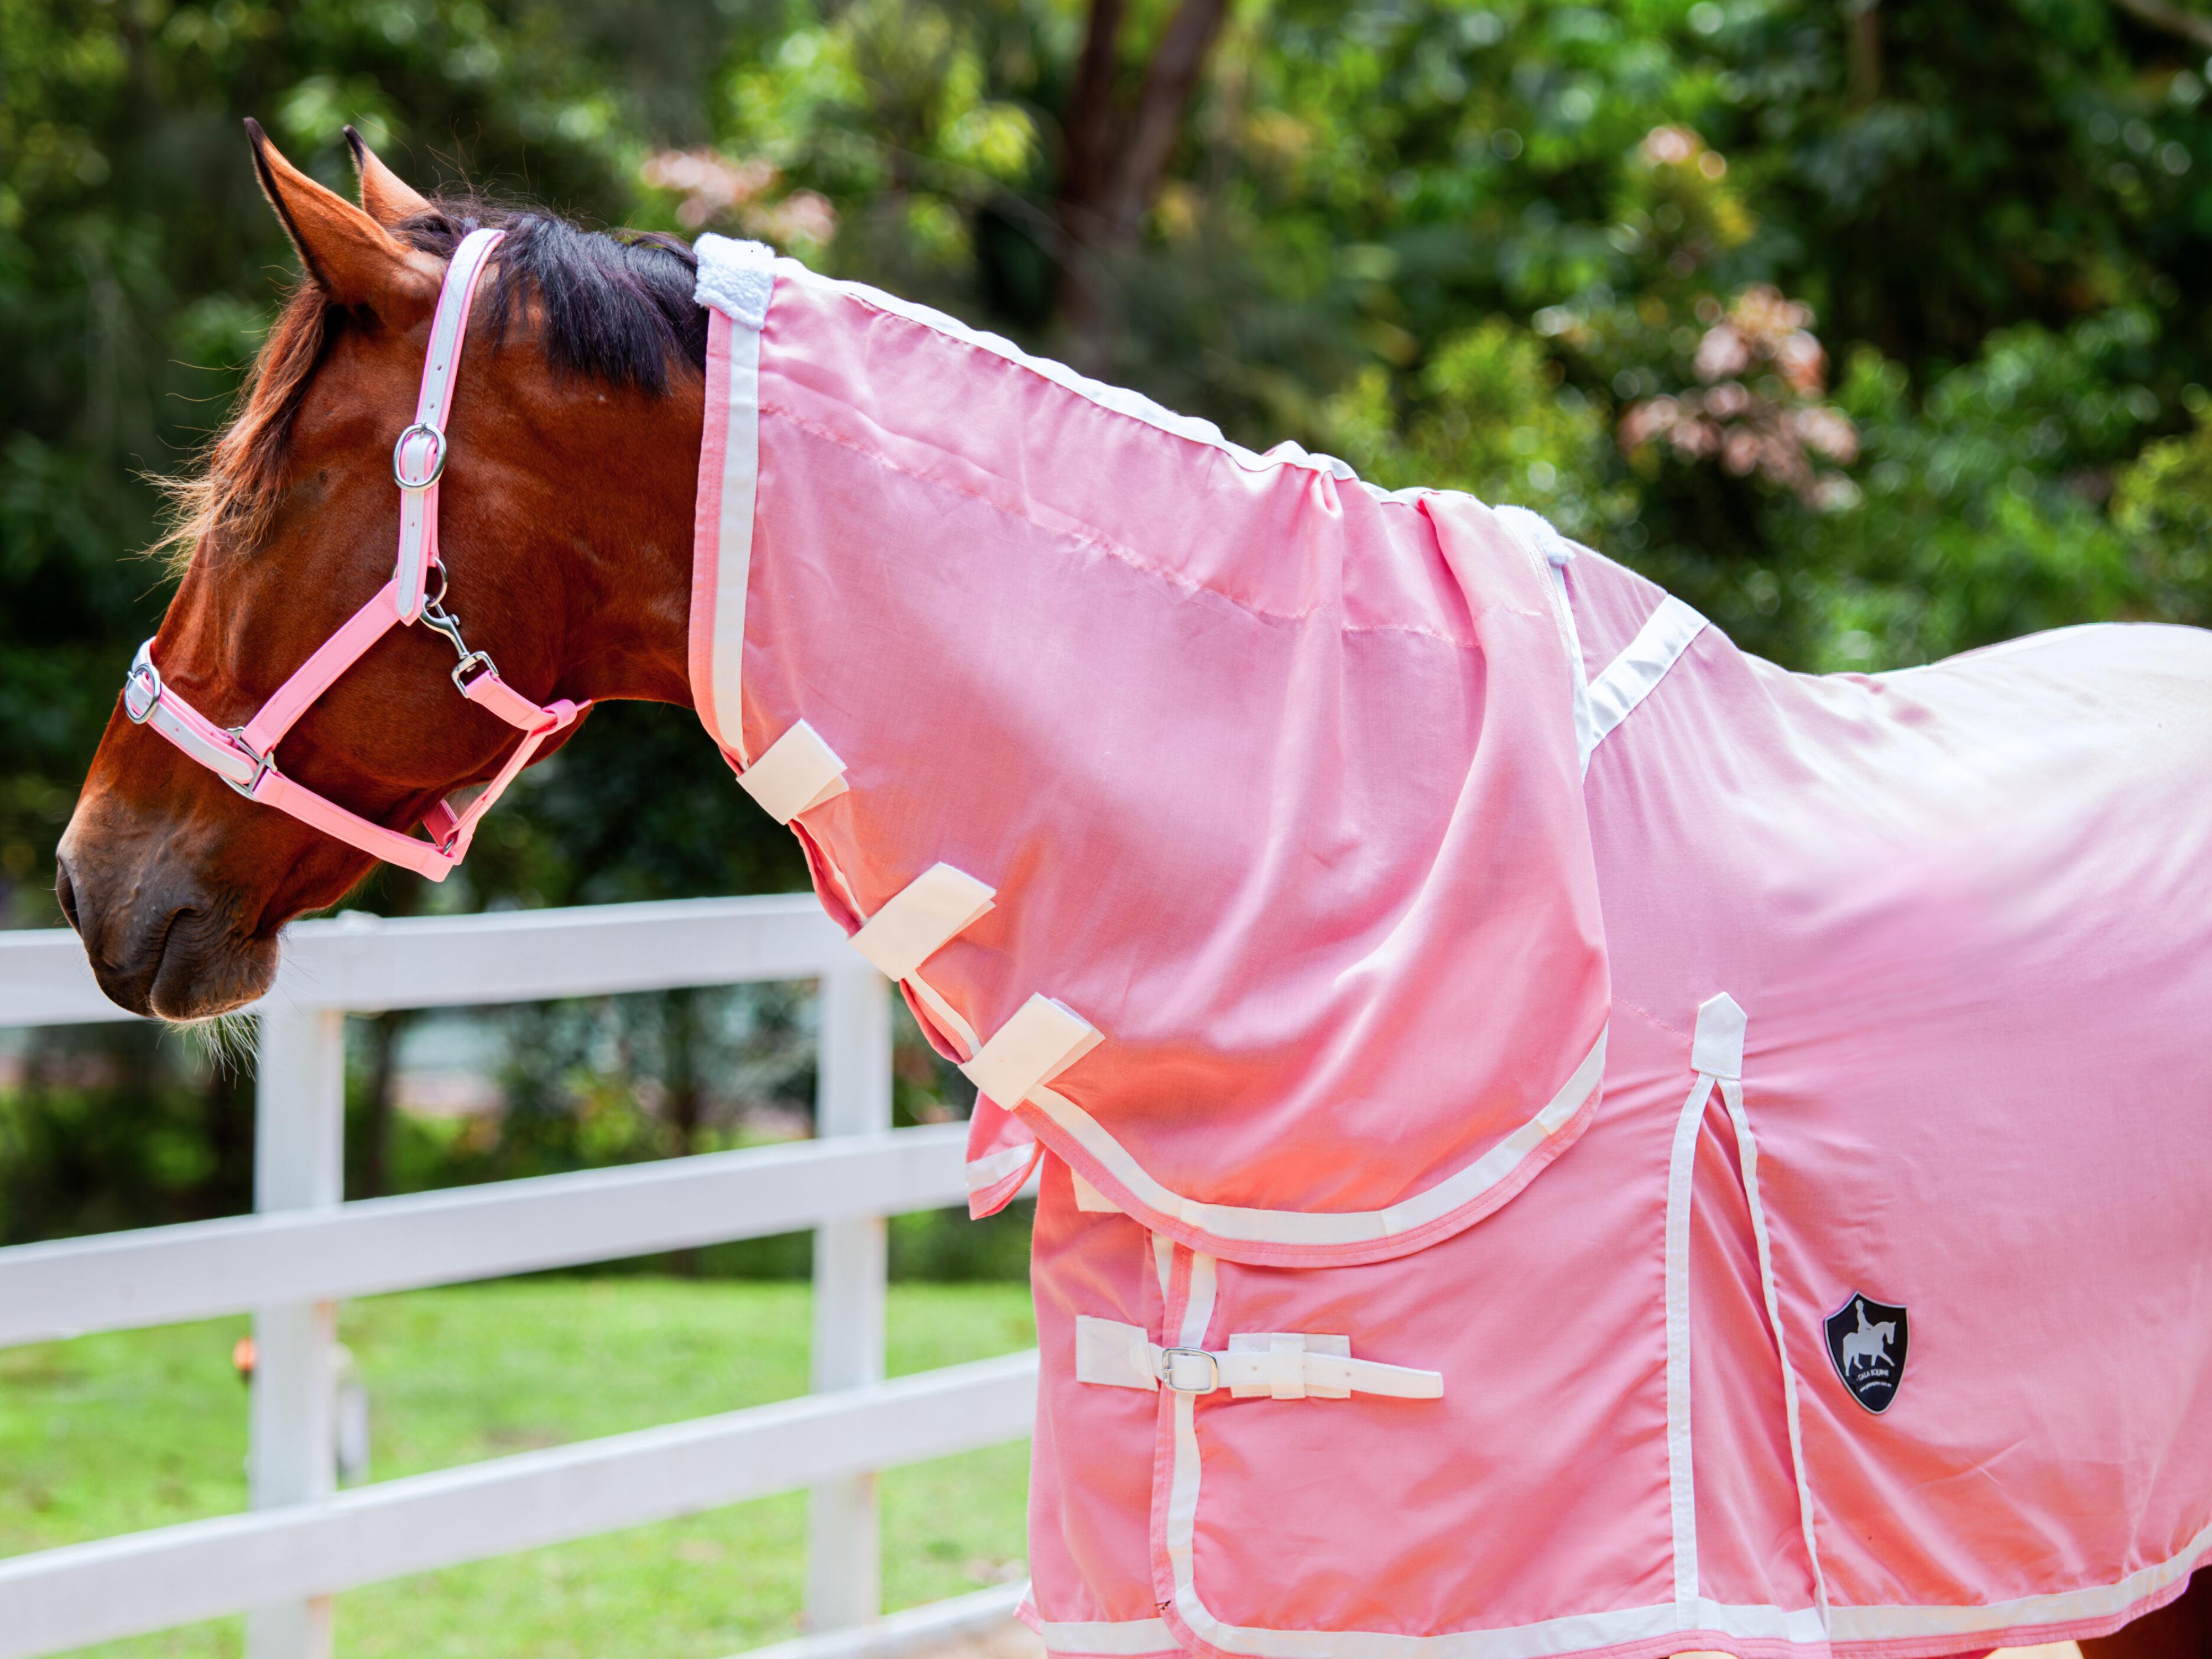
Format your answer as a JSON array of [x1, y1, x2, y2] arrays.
[[120, 227, 586, 881]]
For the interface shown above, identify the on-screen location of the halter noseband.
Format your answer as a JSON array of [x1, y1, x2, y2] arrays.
[[120, 227, 586, 882]]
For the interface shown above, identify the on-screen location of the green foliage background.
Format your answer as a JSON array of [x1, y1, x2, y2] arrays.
[[15, 0, 2212, 915], [13, 0, 2212, 1232]]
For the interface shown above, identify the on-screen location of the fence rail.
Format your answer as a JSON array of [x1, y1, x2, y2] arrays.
[[0, 1123, 971, 1348], [0, 1354, 1039, 1659], [0, 896, 1035, 1659], [0, 893, 849, 1024]]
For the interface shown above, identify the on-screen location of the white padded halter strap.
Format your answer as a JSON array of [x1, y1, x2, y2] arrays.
[[392, 227, 506, 622]]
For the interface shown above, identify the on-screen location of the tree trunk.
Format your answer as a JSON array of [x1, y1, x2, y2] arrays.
[[1846, 0, 1883, 107], [1054, 0, 1232, 374]]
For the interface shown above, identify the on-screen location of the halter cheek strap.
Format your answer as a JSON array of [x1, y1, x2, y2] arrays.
[[119, 226, 588, 883]]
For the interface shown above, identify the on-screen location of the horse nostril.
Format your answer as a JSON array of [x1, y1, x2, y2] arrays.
[[54, 857, 82, 936]]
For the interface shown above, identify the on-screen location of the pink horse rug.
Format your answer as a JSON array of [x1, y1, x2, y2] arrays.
[[686, 234, 2212, 1659]]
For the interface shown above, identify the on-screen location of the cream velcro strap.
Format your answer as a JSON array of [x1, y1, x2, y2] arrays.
[[737, 721, 849, 823], [851, 863, 995, 980], [1075, 1315, 1160, 1391], [1074, 1317, 1443, 1401], [961, 993, 1100, 1105]]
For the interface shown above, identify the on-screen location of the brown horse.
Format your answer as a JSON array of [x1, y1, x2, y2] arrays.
[[59, 124, 701, 1018], [54, 126, 2210, 1659]]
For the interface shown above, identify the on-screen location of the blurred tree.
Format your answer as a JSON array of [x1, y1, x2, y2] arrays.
[[17, 0, 2212, 1240], [1056, 0, 1233, 368]]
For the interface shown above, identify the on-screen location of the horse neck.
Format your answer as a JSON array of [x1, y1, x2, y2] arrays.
[[536, 370, 708, 711]]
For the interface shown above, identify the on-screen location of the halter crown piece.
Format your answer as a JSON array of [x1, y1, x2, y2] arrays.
[[120, 227, 587, 881]]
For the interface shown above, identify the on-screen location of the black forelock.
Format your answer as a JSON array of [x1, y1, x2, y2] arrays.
[[395, 200, 708, 395]]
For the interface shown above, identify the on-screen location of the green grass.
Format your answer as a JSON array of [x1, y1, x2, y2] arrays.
[[0, 1278, 1036, 1659]]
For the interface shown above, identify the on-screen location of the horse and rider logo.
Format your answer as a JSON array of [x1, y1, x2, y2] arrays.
[[1823, 1292, 1908, 1413]]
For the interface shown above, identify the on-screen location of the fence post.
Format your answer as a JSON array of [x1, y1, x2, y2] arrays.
[[807, 965, 893, 1632], [246, 1008, 347, 1659]]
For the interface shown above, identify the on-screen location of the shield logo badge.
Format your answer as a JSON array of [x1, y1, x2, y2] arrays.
[[1824, 1292, 1908, 1414]]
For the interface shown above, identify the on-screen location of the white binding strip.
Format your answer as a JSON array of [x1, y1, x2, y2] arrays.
[[851, 862, 994, 981], [1662, 994, 1746, 1619], [709, 274, 765, 766], [1582, 595, 1707, 773], [1825, 1510, 2212, 1640], [1036, 1617, 1181, 1656], [1708, 1008, 1832, 1634], [693, 236, 776, 766], [1164, 1248, 1214, 1630], [1662, 1070, 1712, 1615], [1171, 1595, 1829, 1659], [1159, 1276, 1846, 1659], [964, 1141, 1040, 1195], [1025, 1027, 1604, 1247], [1494, 506, 1598, 767], [907, 971, 980, 1058]]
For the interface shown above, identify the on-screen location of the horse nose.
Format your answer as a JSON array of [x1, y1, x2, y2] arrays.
[[52, 848, 166, 1017], [54, 854, 82, 935]]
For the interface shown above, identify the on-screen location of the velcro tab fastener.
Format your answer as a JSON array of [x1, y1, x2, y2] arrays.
[[850, 863, 995, 980], [1692, 992, 1746, 1081], [738, 721, 849, 823], [1074, 1316, 1159, 1391], [961, 994, 1101, 1107]]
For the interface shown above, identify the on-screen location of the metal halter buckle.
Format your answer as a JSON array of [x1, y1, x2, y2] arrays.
[[1157, 1347, 1222, 1395], [392, 420, 448, 489], [123, 648, 160, 724], [219, 729, 275, 797]]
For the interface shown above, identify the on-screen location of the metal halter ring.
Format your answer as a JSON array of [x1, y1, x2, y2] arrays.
[[1156, 1347, 1222, 1395], [392, 421, 448, 489]]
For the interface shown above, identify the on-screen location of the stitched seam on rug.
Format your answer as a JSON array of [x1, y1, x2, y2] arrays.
[[1615, 993, 1693, 1048], [827, 280, 1451, 506], [761, 398, 1526, 646]]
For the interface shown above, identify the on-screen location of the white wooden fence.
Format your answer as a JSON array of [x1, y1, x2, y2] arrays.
[[0, 896, 1037, 1659]]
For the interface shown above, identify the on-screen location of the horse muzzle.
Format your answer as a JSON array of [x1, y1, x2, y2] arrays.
[[55, 825, 279, 1021]]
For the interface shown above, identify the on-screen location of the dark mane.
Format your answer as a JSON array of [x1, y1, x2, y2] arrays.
[[398, 200, 707, 391], [160, 197, 705, 570]]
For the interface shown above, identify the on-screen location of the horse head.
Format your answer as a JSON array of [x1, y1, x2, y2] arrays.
[[58, 126, 705, 1019]]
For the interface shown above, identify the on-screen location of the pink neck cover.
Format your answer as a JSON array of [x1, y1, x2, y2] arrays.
[[687, 233, 2212, 1659], [122, 226, 586, 881]]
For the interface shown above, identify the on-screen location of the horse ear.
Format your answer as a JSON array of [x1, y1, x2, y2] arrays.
[[343, 126, 432, 227], [246, 119, 438, 315]]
